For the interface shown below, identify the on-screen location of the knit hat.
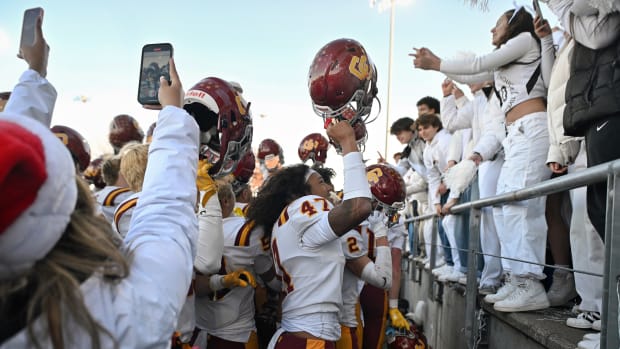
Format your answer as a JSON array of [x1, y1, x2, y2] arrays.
[[0, 113, 77, 280]]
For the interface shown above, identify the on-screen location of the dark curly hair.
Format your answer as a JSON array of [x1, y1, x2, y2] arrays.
[[245, 164, 312, 239]]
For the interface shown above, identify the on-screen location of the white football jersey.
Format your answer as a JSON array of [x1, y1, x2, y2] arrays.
[[271, 194, 345, 337], [94, 185, 134, 225], [340, 227, 367, 327], [195, 216, 271, 343], [112, 192, 140, 238]]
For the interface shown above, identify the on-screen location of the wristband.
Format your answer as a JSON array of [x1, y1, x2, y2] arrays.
[[342, 152, 372, 201], [208, 274, 225, 291], [389, 299, 399, 309]]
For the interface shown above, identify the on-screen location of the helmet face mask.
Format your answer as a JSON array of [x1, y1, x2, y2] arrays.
[[184, 77, 253, 178]]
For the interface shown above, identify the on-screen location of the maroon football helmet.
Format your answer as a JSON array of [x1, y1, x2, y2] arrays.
[[84, 155, 106, 189], [387, 328, 427, 349], [108, 114, 144, 153], [51, 125, 91, 172], [184, 77, 253, 178], [366, 164, 406, 223], [145, 122, 156, 143], [233, 151, 256, 184], [298, 133, 329, 165], [308, 38, 379, 129], [257, 138, 284, 170]]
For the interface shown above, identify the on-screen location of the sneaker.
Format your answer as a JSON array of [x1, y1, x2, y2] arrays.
[[592, 319, 601, 331], [458, 275, 479, 285], [432, 265, 452, 277], [566, 311, 601, 329], [484, 276, 516, 304], [493, 278, 550, 312], [438, 270, 465, 282], [479, 285, 498, 295], [577, 333, 600, 349], [547, 269, 578, 306], [583, 333, 601, 341]]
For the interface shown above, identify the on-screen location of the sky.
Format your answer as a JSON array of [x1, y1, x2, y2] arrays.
[[0, 1, 556, 188]]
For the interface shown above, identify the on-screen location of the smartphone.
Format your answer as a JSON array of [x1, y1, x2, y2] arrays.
[[20, 7, 44, 49], [532, 0, 544, 20], [137, 43, 173, 105]]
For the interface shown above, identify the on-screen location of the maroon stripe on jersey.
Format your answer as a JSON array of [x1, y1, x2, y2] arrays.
[[104, 187, 130, 206], [114, 198, 138, 232], [234, 220, 256, 246], [277, 206, 289, 226]]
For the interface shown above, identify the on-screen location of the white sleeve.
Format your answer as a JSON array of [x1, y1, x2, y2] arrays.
[[540, 35, 556, 89], [440, 95, 458, 132], [194, 194, 224, 274], [123, 106, 199, 337], [300, 212, 339, 249], [360, 246, 392, 290], [472, 95, 505, 161], [441, 33, 536, 75], [424, 149, 441, 206], [3, 70, 57, 127], [341, 230, 367, 260], [447, 130, 463, 163], [405, 170, 428, 196]]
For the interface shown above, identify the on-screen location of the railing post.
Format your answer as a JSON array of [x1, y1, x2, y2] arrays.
[[602, 172, 620, 349], [428, 215, 438, 299], [466, 205, 482, 349]]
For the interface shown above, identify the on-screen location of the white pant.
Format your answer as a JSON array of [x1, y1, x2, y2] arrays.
[[424, 199, 444, 264], [442, 215, 461, 271], [569, 144, 604, 313], [494, 112, 551, 279], [478, 156, 504, 287]]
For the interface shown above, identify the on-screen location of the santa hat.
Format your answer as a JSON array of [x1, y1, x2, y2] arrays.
[[0, 113, 77, 280]]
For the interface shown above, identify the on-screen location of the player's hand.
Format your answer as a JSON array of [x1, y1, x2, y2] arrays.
[[19, 15, 49, 78], [389, 308, 411, 330], [158, 58, 183, 108], [222, 269, 257, 288], [326, 118, 357, 154]]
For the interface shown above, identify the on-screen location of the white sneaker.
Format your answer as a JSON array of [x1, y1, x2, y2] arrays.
[[458, 275, 480, 285], [547, 269, 578, 306], [432, 265, 452, 277], [566, 311, 601, 329], [583, 333, 601, 341], [438, 270, 465, 282], [592, 319, 601, 331], [577, 333, 600, 349], [484, 276, 516, 304], [493, 278, 550, 312]]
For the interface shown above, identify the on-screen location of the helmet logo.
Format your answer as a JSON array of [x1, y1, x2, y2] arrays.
[[235, 95, 247, 115], [54, 133, 69, 145], [367, 167, 384, 184], [302, 139, 319, 151], [349, 55, 370, 81]]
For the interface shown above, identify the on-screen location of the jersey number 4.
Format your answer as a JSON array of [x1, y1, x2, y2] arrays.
[[300, 198, 330, 217]]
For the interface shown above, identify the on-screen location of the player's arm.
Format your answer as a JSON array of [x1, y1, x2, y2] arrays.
[[326, 121, 372, 236]]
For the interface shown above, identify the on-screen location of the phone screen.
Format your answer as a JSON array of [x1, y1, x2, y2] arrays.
[[138, 44, 173, 105], [20, 8, 43, 48]]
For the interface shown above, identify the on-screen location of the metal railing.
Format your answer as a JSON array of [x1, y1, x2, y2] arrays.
[[404, 158, 620, 349]]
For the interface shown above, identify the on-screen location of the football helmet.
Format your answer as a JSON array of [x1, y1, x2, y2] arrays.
[[83, 155, 106, 189], [298, 133, 329, 165], [233, 150, 256, 184], [386, 327, 427, 349], [108, 114, 144, 153], [308, 38, 379, 136], [145, 122, 156, 143], [366, 164, 406, 224], [257, 138, 284, 171], [184, 77, 253, 178], [51, 125, 91, 172]]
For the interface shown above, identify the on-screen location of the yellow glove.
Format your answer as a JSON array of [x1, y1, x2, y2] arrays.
[[196, 159, 217, 207], [389, 308, 410, 330], [222, 269, 257, 288]]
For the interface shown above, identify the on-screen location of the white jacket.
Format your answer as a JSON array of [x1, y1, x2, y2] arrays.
[[2, 72, 200, 348], [423, 129, 452, 205]]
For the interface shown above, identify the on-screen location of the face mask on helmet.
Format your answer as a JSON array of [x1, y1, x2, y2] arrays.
[[183, 77, 253, 178], [232, 150, 256, 184], [108, 114, 144, 154], [51, 125, 91, 172], [298, 132, 330, 165], [366, 164, 406, 226], [308, 38, 380, 151], [257, 138, 284, 171]]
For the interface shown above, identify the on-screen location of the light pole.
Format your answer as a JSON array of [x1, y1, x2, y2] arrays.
[[385, 0, 395, 159]]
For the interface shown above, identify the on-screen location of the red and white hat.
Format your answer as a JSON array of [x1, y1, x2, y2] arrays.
[[0, 113, 77, 280]]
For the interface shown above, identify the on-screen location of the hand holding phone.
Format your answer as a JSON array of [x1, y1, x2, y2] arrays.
[[18, 8, 48, 77], [138, 43, 173, 105]]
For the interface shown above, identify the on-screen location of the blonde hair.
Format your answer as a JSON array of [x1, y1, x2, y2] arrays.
[[119, 143, 149, 192], [0, 177, 129, 349]]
